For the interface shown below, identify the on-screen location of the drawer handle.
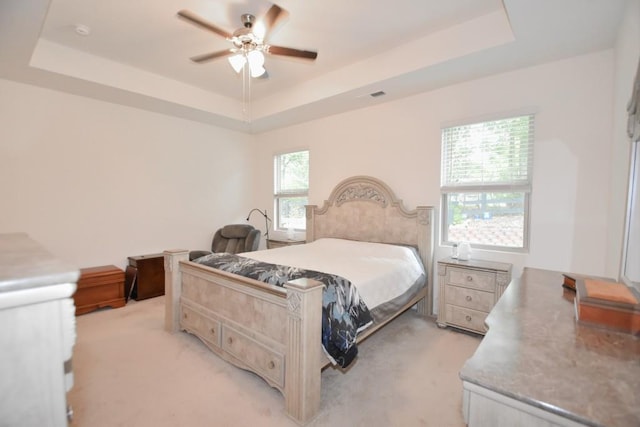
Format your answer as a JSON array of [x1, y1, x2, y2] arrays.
[[210, 327, 215, 335], [466, 275, 473, 282], [268, 361, 275, 370], [465, 295, 472, 302], [465, 315, 472, 322], [227, 337, 233, 345], [183, 312, 188, 319]]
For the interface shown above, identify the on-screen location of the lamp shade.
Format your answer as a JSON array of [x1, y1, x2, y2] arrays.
[[247, 50, 266, 77], [228, 54, 246, 73]]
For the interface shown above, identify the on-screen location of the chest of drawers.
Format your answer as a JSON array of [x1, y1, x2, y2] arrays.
[[0, 233, 79, 426], [437, 257, 512, 335]]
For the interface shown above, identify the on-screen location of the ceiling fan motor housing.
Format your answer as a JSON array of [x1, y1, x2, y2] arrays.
[[241, 14, 255, 28]]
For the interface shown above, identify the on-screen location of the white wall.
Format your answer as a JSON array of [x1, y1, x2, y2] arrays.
[[0, 78, 254, 270], [253, 50, 615, 297]]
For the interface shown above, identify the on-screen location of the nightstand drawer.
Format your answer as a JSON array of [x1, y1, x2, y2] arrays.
[[445, 304, 488, 333], [445, 285, 494, 312], [448, 268, 496, 292]]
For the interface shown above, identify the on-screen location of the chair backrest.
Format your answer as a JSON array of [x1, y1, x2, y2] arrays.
[[211, 224, 261, 254]]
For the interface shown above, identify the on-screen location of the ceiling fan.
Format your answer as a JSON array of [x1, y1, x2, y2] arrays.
[[177, 4, 318, 78]]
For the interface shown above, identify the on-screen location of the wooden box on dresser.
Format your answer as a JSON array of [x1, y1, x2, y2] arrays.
[[0, 232, 79, 426], [437, 257, 512, 334]]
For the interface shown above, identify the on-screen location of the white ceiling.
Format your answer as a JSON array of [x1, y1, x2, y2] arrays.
[[0, 0, 629, 133]]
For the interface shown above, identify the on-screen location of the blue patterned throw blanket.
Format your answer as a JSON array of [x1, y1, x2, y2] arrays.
[[193, 253, 373, 368]]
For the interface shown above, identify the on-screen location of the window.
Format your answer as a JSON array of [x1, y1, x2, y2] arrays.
[[441, 114, 535, 251], [274, 150, 309, 230]]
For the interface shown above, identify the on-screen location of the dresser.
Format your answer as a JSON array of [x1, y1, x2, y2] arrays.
[[0, 233, 79, 426], [437, 257, 512, 334], [460, 267, 640, 426]]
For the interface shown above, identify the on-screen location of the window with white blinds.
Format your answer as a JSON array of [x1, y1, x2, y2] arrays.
[[441, 114, 535, 250], [274, 150, 309, 230]]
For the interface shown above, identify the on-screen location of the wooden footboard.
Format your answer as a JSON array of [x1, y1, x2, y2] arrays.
[[164, 249, 325, 425]]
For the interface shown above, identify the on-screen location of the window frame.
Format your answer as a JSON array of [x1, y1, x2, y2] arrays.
[[440, 112, 535, 252], [273, 149, 309, 231]]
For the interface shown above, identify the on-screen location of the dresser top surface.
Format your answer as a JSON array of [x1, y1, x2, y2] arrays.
[[0, 232, 79, 293], [438, 257, 512, 273], [460, 267, 640, 427]]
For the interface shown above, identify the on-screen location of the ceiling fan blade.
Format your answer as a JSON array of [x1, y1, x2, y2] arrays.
[[259, 4, 289, 39], [267, 45, 318, 60], [190, 49, 234, 63], [177, 10, 232, 39]]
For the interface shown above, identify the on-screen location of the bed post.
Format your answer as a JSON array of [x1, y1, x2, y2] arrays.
[[164, 249, 189, 333], [305, 205, 316, 243], [416, 206, 434, 317], [284, 278, 324, 425]]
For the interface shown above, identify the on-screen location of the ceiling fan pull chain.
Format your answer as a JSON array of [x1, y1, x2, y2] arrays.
[[242, 63, 251, 123]]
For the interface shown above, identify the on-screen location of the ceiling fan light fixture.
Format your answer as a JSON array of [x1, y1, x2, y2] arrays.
[[228, 54, 246, 73], [247, 50, 266, 77], [250, 65, 266, 78]]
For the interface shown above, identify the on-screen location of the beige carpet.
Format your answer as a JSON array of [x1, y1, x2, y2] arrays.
[[68, 297, 480, 427]]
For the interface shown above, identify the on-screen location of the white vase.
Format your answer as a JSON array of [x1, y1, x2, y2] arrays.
[[458, 242, 471, 260]]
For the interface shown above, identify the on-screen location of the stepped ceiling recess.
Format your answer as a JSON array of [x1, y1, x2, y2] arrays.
[[0, 0, 628, 133]]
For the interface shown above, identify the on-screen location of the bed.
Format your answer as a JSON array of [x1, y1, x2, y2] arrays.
[[164, 176, 434, 424]]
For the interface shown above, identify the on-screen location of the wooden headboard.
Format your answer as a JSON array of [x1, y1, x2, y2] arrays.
[[305, 175, 435, 316]]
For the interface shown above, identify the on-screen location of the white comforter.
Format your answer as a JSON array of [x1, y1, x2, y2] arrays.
[[241, 238, 425, 310]]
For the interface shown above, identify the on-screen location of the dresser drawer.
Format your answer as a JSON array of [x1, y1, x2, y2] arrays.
[[445, 285, 494, 312], [181, 305, 221, 348], [222, 325, 284, 388], [445, 304, 488, 333], [448, 268, 496, 292]]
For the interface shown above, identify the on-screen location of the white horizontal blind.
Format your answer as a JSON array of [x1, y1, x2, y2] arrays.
[[275, 150, 309, 195], [441, 114, 535, 192]]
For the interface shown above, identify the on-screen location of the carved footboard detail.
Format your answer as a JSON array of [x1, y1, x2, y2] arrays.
[[284, 279, 324, 425]]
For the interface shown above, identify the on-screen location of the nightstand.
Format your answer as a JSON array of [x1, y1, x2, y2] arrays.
[[125, 253, 165, 301], [266, 239, 305, 249], [436, 257, 512, 335]]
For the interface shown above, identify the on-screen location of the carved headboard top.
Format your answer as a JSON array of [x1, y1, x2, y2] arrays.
[[316, 175, 413, 213]]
